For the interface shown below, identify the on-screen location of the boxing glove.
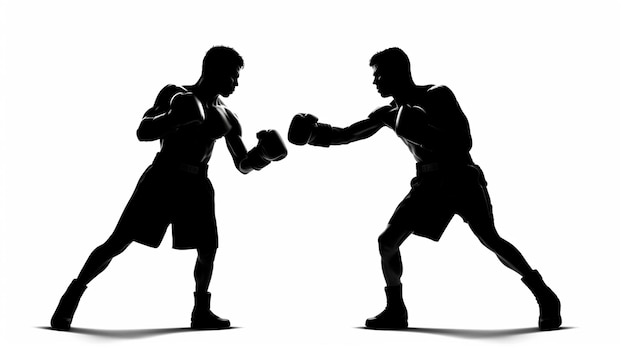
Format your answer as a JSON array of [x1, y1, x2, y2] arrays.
[[169, 93, 205, 128], [137, 92, 204, 141], [394, 105, 428, 144], [288, 113, 333, 147], [202, 105, 233, 139], [256, 130, 288, 161], [288, 113, 317, 145], [244, 130, 288, 170]]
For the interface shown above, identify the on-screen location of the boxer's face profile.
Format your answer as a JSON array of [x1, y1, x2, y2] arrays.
[[217, 67, 240, 97], [372, 65, 397, 98]]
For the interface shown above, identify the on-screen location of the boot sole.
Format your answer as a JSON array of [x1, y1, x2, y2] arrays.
[[50, 316, 72, 331], [50, 324, 71, 331], [190, 320, 231, 330], [365, 321, 408, 329], [190, 324, 231, 330], [539, 316, 562, 331], [365, 325, 409, 330]]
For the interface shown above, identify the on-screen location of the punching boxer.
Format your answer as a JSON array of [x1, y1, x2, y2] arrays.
[[288, 47, 561, 331], [51, 46, 288, 331]]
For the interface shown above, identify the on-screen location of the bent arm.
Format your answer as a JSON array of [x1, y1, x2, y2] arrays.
[[137, 86, 201, 141], [136, 110, 178, 141], [225, 112, 277, 174], [225, 132, 255, 174]]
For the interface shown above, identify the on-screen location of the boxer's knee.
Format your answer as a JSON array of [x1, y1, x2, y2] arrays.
[[474, 225, 505, 251], [378, 225, 409, 259], [98, 235, 132, 257], [378, 235, 395, 258], [196, 246, 217, 265], [467, 217, 498, 247]]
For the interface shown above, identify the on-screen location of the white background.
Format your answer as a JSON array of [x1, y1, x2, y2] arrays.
[[1, 0, 624, 350]]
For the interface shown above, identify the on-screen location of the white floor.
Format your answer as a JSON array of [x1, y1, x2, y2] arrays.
[[2, 317, 621, 351]]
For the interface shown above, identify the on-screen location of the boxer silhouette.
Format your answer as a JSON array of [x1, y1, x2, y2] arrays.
[[288, 47, 561, 331], [51, 46, 288, 331]]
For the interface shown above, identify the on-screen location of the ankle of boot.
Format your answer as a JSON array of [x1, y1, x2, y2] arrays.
[[193, 292, 211, 310]]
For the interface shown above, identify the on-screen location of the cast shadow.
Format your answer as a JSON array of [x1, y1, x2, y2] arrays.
[[38, 326, 239, 340], [358, 326, 574, 339]]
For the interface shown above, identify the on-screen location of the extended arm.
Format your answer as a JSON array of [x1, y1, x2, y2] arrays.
[[288, 113, 385, 147], [327, 118, 386, 145]]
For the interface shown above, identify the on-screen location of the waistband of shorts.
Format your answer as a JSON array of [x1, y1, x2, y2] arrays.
[[152, 152, 208, 176], [416, 161, 474, 174]]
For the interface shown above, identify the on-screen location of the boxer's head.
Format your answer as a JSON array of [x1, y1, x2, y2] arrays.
[[200, 46, 244, 97], [370, 47, 412, 98]]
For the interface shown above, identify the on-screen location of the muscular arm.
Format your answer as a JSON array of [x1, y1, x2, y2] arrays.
[[324, 105, 397, 145], [224, 111, 275, 174], [136, 110, 177, 141], [225, 131, 255, 174], [289, 111, 386, 147], [220, 111, 251, 174], [317, 118, 385, 146]]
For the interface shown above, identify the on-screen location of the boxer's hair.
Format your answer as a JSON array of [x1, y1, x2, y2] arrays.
[[370, 47, 411, 75], [202, 46, 244, 75]]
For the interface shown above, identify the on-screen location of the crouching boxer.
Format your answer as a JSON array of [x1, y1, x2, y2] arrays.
[[288, 47, 561, 331], [51, 46, 287, 331]]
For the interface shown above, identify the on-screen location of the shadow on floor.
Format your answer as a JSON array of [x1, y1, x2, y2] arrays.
[[357, 326, 574, 339], [38, 326, 239, 339]]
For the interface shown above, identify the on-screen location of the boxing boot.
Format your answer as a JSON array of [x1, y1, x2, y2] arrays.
[[190, 292, 230, 329], [365, 284, 408, 329], [521, 270, 562, 330], [50, 279, 87, 331]]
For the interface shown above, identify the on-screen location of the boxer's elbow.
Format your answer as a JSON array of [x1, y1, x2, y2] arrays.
[[136, 123, 158, 141]]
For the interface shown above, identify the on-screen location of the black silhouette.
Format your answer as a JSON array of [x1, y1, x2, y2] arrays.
[[288, 47, 561, 331], [51, 46, 288, 331]]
